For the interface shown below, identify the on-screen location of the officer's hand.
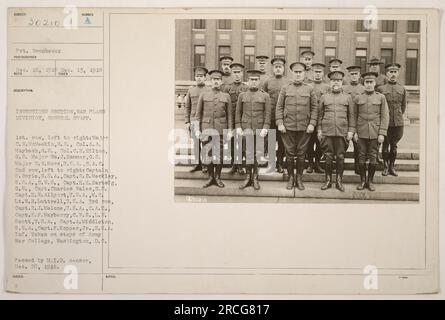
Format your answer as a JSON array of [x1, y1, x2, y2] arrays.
[[185, 122, 191, 131], [306, 124, 315, 134], [378, 135, 385, 144], [227, 129, 234, 140], [195, 130, 201, 139], [278, 124, 286, 133], [236, 128, 244, 136], [347, 132, 353, 141], [317, 130, 323, 141], [259, 128, 268, 138], [353, 133, 359, 143]]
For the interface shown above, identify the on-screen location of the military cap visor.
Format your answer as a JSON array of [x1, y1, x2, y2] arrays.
[[246, 69, 263, 77], [193, 66, 208, 75], [361, 71, 379, 79], [300, 50, 315, 57], [329, 58, 343, 65], [208, 69, 225, 78], [255, 55, 269, 60], [312, 62, 326, 69], [346, 65, 361, 71], [385, 63, 401, 70], [327, 71, 345, 80], [289, 62, 307, 71], [271, 57, 286, 65], [219, 56, 234, 62], [367, 57, 383, 65], [230, 63, 245, 70]]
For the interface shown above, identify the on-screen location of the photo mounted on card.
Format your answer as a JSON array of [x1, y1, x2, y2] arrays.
[[5, 7, 439, 294]]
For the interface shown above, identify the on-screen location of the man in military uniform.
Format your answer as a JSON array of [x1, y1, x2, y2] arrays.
[[300, 50, 315, 84], [317, 71, 356, 191], [261, 57, 289, 173], [224, 63, 249, 175], [367, 57, 388, 89], [255, 55, 270, 87], [323, 58, 349, 85], [184, 66, 209, 173], [195, 70, 233, 188], [219, 56, 234, 90], [276, 62, 318, 190], [306, 62, 330, 174], [343, 65, 365, 175], [377, 63, 406, 177], [353, 72, 389, 191], [236, 70, 272, 190]]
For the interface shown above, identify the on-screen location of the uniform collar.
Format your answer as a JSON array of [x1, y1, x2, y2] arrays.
[[293, 81, 304, 86], [249, 87, 259, 92], [197, 83, 205, 87]]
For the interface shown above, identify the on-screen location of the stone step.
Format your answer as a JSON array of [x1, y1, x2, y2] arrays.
[[174, 179, 419, 201], [175, 145, 419, 160], [174, 157, 420, 172], [175, 166, 419, 185]]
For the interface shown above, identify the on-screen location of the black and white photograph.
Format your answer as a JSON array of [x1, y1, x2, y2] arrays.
[[174, 18, 421, 203]]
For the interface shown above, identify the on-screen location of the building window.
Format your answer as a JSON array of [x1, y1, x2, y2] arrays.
[[244, 46, 256, 72], [325, 20, 338, 31], [218, 19, 231, 30], [407, 20, 420, 33], [356, 20, 369, 32], [381, 20, 395, 32], [406, 49, 418, 85], [355, 48, 368, 73], [194, 45, 206, 70], [380, 48, 394, 69], [274, 46, 286, 59], [218, 46, 231, 60], [324, 47, 336, 73], [193, 19, 206, 29], [243, 19, 256, 30], [299, 20, 313, 31], [274, 20, 287, 31]]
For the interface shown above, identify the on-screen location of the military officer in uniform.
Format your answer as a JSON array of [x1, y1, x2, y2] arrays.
[[276, 62, 318, 190], [353, 72, 389, 191], [306, 62, 330, 174], [367, 57, 388, 89], [236, 70, 272, 190], [219, 56, 234, 90], [300, 50, 315, 84], [323, 58, 349, 85], [343, 65, 365, 175], [224, 63, 249, 175], [317, 71, 356, 191], [184, 66, 209, 173], [261, 57, 289, 173], [195, 70, 233, 188], [377, 63, 406, 177], [255, 55, 270, 87]]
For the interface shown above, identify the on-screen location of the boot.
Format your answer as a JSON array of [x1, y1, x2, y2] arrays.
[[381, 152, 389, 176], [306, 161, 314, 173], [388, 151, 398, 176], [314, 160, 325, 174], [276, 157, 284, 173], [237, 165, 245, 175], [367, 164, 377, 191], [295, 160, 305, 191], [202, 164, 214, 188], [354, 147, 360, 175], [239, 165, 252, 189], [228, 164, 237, 175], [214, 165, 225, 188], [335, 159, 345, 192], [321, 162, 332, 190], [201, 165, 208, 173], [356, 164, 367, 190], [252, 165, 260, 190], [189, 163, 202, 173], [286, 159, 294, 190]]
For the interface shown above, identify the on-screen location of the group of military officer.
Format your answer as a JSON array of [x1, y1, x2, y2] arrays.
[[184, 51, 406, 192]]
